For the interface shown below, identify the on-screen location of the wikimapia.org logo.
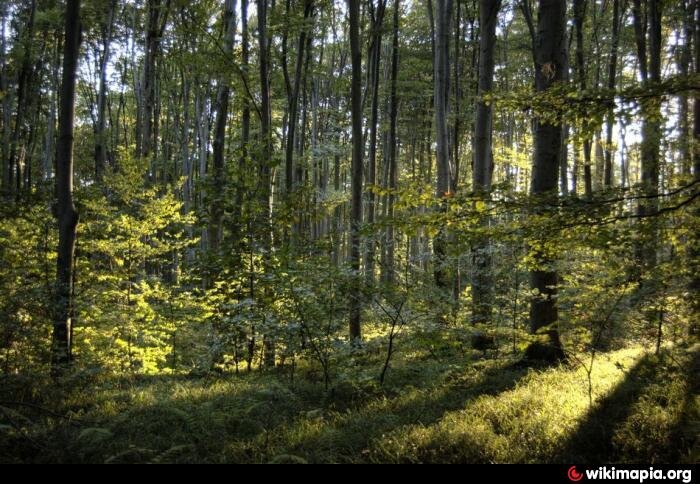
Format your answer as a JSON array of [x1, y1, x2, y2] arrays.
[[567, 466, 693, 483]]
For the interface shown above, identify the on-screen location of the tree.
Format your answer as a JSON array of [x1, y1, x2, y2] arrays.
[[384, 0, 400, 284], [632, 0, 662, 270], [348, 0, 363, 341], [94, 0, 117, 181], [433, 0, 452, 312], [364, 0, 387, 286], [603, 0, 622, 187], [209, 0, 237, 254], [526, 0, 567, 363], [52, 0, 82, 375], [470, 0, 501, 326]]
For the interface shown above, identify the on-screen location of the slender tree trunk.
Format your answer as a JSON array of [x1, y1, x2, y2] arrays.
[[573, 0, 592, 199], [634, 0, 662, 270], [258, 0, 276, 366], [604, 0, 622, 187], [95, 0, 116, 181], [52, 0, 82, 375], [141, 0, 170, 181], [8, 0, 37, 197], [209, 0, 237, 254], [348, 0, 363, 341], [285, 0, 314, 197], [384, 0, 400, 285], [526, 0, 567, 363], [364, 0, 386, 286], [470, 0, 500, 326], [0, 3, 8, 193], [433, 0, 453, 314]]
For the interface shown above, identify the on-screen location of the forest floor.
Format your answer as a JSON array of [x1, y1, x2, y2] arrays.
[[0, 341, 697, 463]]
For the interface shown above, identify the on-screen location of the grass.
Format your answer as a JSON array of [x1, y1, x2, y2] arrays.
[[0, 343, 697, 463]]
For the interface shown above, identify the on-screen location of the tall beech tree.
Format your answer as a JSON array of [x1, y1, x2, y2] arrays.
[[526, 0, 567, 362], [52, 0, 82, 374], [348, 0, 363, 341], [470, 0, 500, 326]]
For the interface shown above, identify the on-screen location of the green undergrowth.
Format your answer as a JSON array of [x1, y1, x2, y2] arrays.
[[0, 344, 697, 463]]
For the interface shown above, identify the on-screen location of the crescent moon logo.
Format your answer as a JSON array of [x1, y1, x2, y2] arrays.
[[568, 466, 584, 482]]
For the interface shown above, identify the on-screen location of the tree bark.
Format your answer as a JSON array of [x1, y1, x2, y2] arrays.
[[209, 0, 237, 254], [634, 0, 662, 270], [384, 0, 400, 285], [94, 0, 116, 181], [348, 0, 363, 341], [364, 0, 386, 287], [604, 0, 622, 187], [573, 0, 592, 199], [433, 0, 453, 309], [526, 0, 567, 363], [52, 0, 82, 375], [470, 0, 500, 326], [257, 0, 276, 366]]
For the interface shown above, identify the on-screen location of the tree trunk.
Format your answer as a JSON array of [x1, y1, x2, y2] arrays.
[[634, 0, 662, 270], [94, 0, 116, 181], [604, 0, 621, 187], [364, 0, 386, 287], [258, 0, 276, 366], [285, 0, 314, 198], [141, 0, 170, 181], [348, 0, 363, 342], [433, 0, 453, 311], [526, 0, 567, 363], [7, 0, 37, 197], [573, 0, 592, 199], [384, 0, 400, 285], [470, 0, 500, 326], [52, 0, 82, 375], [209, 0, 237, 254]]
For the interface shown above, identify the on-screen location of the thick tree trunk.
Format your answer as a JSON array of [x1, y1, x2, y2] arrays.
[[470, 0, 500, 326], [348, 0, 363, 341], [52, 0, 82, 375], [526, 0, 567, 363]]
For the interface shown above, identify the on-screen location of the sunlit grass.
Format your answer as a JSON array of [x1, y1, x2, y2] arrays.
[[0, 345, 695, 463]]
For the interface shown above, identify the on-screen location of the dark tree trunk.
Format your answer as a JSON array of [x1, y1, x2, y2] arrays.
[[94, 0, 116, 181], [7, 0, 37, 197], [364, 0, 386, 287], [141, 0, 170, 181], [573, 0, 592, 199], [257, 0, 275, 367], [526, 0, 567, 363], [52, 0, 82, 375], [348, 0, 363, 341], [433, 0, 453, 309], [209, 0, 237, 253], [604, 0, 622, 187], [634, 0, 662, 270], [470, 0, 500, 326], [384, 0, 400, 285], [285, 0, 314, 197]]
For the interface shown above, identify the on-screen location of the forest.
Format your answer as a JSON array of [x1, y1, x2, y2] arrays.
[[0, 0, 698, 465]]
